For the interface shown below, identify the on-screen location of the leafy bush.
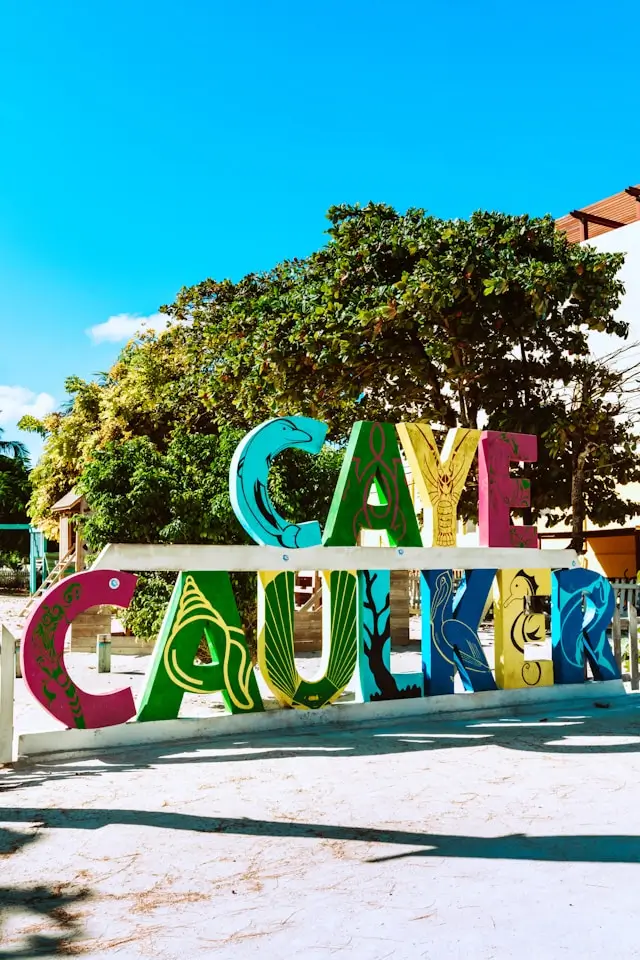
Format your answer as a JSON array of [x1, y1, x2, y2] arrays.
[[120, 573, 174, 641], [0, 550, 25, 571], [78, 427, 342, 654]]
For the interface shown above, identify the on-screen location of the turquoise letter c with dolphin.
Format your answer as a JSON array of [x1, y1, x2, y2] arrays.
[[229, 416, 329, 547]]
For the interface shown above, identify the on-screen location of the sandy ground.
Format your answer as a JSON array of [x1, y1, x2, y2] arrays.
[[2, 698, 640, 958], [3, 591, 640, 958], [0, 591, 26, 638]]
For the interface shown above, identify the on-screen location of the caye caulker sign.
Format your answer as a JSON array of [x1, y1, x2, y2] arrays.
[[20, 419, 621, 731]]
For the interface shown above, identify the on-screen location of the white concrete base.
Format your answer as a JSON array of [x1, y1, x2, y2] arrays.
[[16, 679, 628, 761]]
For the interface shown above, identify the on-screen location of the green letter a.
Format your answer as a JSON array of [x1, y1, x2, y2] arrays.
[[323, 421, 421, 547], [137, 571, 263, 722]]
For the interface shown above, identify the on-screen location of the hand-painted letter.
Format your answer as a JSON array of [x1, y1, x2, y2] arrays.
[[494, 568, 553, 689], [230, 416, 329, 547], [356, 569, 422, 701], [552, 568, 620, 683], [421, 569, 496, 695], [137, 571, 263, 722], [21, 570, 138, 729], [258, 570, 357, 709], [323, 421, 421, 547], [478, 431, 538, 548], [397, 424, 480, 546]]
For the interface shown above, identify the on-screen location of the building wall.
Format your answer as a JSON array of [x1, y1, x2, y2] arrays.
[[584, 219, 640, 360], [588, 535, 636, 579]]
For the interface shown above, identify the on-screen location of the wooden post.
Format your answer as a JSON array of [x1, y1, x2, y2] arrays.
[[0, 625, 16, 764], [14, 636, 21, 679], [612, 598, 623, 673], [631, 596, 639, 691], [97, 633, 111, 673]]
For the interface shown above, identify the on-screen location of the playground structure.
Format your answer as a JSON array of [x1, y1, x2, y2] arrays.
[[16, 490, 91, 624], [0, 523, 49, 595], [0, 491, 116, 652], [0, 488, 87, 603]]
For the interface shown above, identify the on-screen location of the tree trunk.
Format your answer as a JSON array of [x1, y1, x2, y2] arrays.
[[568, 448, 592, 554]]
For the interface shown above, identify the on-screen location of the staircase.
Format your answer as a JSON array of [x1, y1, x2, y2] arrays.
[[297, 584, 323, 613], [294, 572, 320, 609], [19, 547, 76, 620]]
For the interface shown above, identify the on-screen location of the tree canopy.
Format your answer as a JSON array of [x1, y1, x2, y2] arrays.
[[160, 203, 636, 543], [22, 203, 638, 557], [166, 204, 625, 430]]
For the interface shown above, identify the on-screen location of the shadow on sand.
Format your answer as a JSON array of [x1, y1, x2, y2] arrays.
[[0, 828, 91, 958], [1, 805, 640, 866]]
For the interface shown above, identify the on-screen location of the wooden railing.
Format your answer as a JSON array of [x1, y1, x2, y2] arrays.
[[408, 570, 420, 615]]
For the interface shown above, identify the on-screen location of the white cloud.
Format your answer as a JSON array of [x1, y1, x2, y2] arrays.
[[0, 385, 56, 424], [86, 312, 173, 344]]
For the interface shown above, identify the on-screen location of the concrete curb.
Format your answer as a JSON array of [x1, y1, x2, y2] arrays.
[[15, 679, 629, 761]]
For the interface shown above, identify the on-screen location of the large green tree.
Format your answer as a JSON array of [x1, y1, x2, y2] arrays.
[[538, 354, 640, 549], [164, 203, 635, 544]]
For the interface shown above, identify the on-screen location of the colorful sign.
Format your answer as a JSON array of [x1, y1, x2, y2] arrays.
[[20, 418, 622, 730]]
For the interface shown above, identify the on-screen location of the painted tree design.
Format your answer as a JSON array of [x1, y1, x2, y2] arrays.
[[362, 570, 421, 700]]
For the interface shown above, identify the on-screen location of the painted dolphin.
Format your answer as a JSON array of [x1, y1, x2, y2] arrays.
[[552, 568, 619, 683], [229, 416, 329, 547]]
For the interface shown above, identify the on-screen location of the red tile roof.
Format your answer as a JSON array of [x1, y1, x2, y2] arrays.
[[556, 186, 640, 243]]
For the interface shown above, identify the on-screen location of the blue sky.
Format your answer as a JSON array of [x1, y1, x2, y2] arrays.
[[1, 0, 638, 462]]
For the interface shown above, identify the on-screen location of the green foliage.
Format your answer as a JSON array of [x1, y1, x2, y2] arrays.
[[0, 426, 28, 461], [16, 415, 47, 438], [19, 327, 204, 537], [0, 550, 26, 571], [120, 573, 174, 642], [78, 429, 255, 548], [167, 205, 625, 435], [77, 429, 343, 644], [0, 454, 30, 517], [537, 358, 640, 540], [0, 430, 31, 558], [267, 445, 346, 532], [165, 203, 634, 536]]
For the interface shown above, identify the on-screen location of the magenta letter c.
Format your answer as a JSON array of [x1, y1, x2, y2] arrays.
[[21, 569, 138, 729]]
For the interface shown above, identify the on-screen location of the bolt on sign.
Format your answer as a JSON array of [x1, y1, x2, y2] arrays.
[[20, 419, 620, 730]]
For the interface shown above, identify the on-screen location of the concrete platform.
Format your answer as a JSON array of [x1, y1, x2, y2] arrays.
[[2, 697, 640, 958]]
